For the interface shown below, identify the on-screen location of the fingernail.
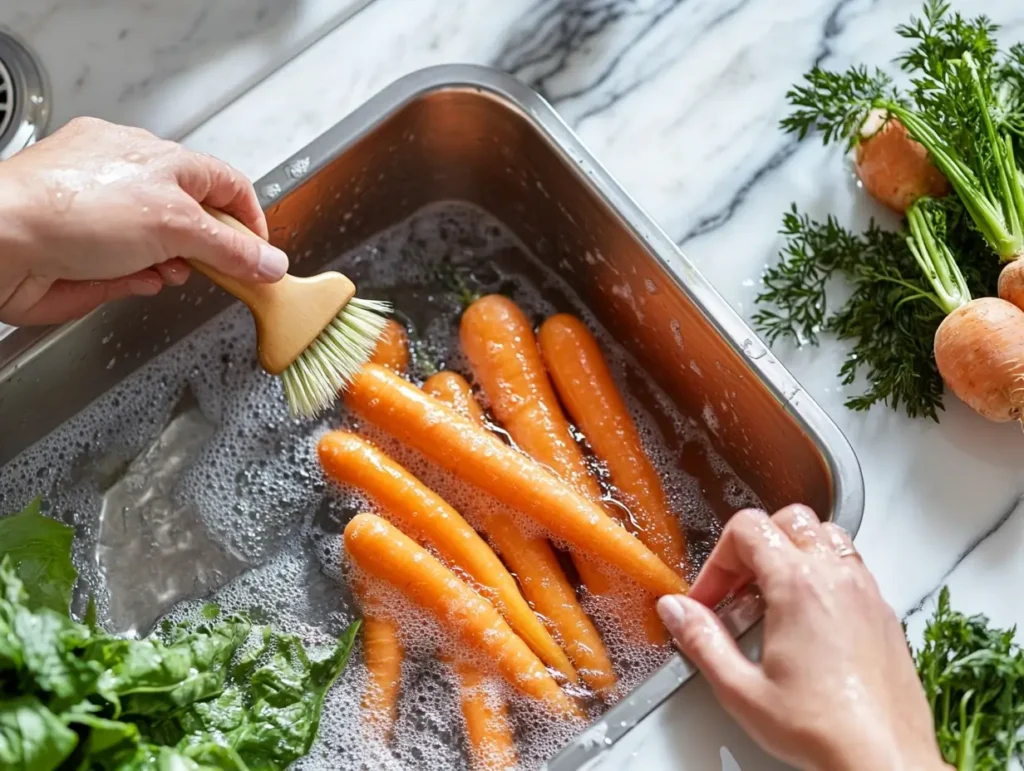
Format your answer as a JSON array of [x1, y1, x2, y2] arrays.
[[256, 243, 288, 281], [657, 595, 687, 631]]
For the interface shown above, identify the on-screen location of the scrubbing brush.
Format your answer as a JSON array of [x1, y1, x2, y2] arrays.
[[189, 207, 390, 417]]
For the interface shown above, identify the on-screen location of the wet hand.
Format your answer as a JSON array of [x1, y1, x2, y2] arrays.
[[657, 507, 949, 771], [0, 117, 288, 325]]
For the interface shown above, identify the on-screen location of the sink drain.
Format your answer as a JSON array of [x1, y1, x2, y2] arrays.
[[0, 31, 48, 160]]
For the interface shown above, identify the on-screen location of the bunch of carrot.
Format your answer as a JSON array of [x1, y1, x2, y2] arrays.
[[317, 301, 690, 770]]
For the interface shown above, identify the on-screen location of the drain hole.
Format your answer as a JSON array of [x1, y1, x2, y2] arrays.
[[0, 32, 48, 159], [0, 59, 13, 141]]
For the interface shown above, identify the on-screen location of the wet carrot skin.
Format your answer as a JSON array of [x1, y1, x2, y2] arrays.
[[538, 313, 688, 573], [369, 319, 410, 374], [453, 659, 518, 771], [319, 431, 577, 683], [346, 364, 687, 598], [344, 513, 582, 718], [423, 371, 487, 424], [460, 297, 679, 647], [424, 369, 621, 695]]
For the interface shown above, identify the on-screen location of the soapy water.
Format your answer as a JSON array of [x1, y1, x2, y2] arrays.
[[0, 201, 760, 769]]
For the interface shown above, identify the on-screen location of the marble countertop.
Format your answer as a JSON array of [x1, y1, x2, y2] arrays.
[[15, 0, 1024, 768], [2, 0, 371, 138]]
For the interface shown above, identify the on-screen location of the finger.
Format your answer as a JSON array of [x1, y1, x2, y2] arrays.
[[175, 150, 269, 239], [688, 509, 800, 608], [154, 258, 190, 286], [820, 522, 860, 561], [771, 504, 824, 553], [161, 201, 288, 283], [657, 595, 765, 710], [6, 272, 162, 326]]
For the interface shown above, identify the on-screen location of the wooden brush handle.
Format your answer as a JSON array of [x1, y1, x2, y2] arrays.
[[188, 206, 356, 375], [187, 207, 282, 307]]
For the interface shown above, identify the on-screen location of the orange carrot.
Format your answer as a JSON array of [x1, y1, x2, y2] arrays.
[[538, 314, 688, 573], [346, 364, 686, 598], [319, 431, 576, 683], [423, 371, 486, 424], [369, 319, 410, 374], [359, 590, 403, 738], [934, 297, 1024, 422], [344, 513, 580, 717], [453, 659, 518, 771], [459, 296, 680, 642], [425, 370, 619, 695], [854, 109, 948, 214]]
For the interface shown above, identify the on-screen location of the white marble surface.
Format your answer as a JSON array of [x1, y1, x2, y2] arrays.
[[1, 0, 371, 138], [21, 0, 1024, 768]]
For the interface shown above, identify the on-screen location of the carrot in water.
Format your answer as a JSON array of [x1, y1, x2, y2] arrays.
[[319, 431, 576, 683], [346, 364, 687, 598], [344, 513, 581, 717], [537, 314, 688, 573], [459, 297, 675, 645], [453, 659, 518, 771], [423, 371, 486, 424], [357, 581, 403, 738], [424, 369, 621, 695], [369, 319, 410, 374]]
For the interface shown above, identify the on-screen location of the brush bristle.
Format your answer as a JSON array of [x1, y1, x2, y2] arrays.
[[280, 297, 391, 417]]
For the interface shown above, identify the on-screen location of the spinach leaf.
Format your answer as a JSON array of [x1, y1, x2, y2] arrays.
[[0, 499, 77, 615], [11, 605, 102, 712], [169, 621, 360, 770], [85, 615, 250, 718], [0, 695, 77, 771]]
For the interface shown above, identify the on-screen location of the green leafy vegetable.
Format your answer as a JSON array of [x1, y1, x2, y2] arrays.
[[914, 587, 1024, 769], [759, 1, 1023, 419], [0, 499, 78, 614], [160, 623, 360, 770], [0, 502, 359, 771], [0, 696, 78, 771]]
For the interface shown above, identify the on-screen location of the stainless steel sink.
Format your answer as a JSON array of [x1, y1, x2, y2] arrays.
[[0, 65, 863, 769]]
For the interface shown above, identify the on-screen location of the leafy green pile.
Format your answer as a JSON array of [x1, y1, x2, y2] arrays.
[[914, 587, 1024, 769], [0, 500, 359, 771], [754, 1, 1024, 420]]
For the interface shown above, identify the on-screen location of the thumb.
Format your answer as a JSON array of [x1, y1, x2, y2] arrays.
[[168, 205, 289, 283], [657, 595, 765, 709]]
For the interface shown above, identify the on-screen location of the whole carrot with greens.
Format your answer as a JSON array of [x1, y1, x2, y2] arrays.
[[345, 364, 687, 597], [759, 1, 1024, 422], [318, 431, 576, 682], [538, 313, 688, 573], [424, 368, 620, 696], [344, 513, 582, 717]]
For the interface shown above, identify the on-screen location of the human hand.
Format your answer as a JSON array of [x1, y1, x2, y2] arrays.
[[657, 507, 948, 771], [0, 117, 288, 326]]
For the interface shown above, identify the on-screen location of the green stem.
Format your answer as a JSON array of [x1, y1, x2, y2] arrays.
[[964, 53, 1024, 252], [905, 199, 971, 315], [879, 101, 1024, 261]]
